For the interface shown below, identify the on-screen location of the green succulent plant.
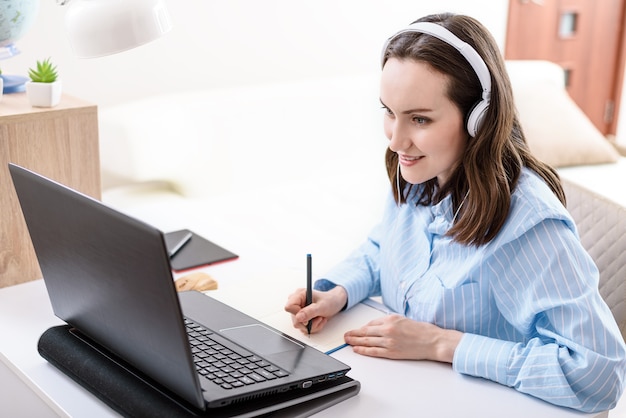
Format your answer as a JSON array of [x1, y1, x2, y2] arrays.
[[28, 58, 58, 83]]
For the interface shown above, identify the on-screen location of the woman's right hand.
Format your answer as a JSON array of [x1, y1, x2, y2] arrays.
[[284, 285, 348, 334]]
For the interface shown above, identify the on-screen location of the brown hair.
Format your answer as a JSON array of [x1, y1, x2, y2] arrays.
[[382, 13, 565, 246]]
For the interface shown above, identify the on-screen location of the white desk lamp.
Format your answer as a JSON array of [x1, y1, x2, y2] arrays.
[[57, 0, 172, 58]]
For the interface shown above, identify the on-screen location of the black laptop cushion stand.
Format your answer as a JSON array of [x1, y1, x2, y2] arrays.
[[37, 325, 359, 418]]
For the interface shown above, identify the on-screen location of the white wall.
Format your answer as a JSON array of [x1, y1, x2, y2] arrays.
[[4, 1, 626, 144], [1, 1, 509, 107]]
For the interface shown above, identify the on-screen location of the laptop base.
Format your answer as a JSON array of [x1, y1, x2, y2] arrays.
[[37, 325, 360, 418]]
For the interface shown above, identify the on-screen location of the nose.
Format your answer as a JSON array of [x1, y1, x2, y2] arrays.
[[386, 119, 412, 153]]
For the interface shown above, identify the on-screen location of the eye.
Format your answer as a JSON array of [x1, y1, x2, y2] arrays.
[[381, 105, 394, 117], [413, 116, 429, 125]]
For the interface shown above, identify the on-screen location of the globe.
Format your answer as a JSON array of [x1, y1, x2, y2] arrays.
[[0, 0, 39, 48], [0, 0, 40, 92]]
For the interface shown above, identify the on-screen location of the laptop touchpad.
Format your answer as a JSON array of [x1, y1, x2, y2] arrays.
[[220, 324, 304, 355]]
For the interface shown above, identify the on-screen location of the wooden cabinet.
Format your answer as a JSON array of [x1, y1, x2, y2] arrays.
[[0, 93, 100, 287]]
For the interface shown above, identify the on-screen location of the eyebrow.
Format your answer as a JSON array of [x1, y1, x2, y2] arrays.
[[379, 98, 434, 114]]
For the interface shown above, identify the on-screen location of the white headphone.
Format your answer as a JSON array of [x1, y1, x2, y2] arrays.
[[381, 22, 491, 137]]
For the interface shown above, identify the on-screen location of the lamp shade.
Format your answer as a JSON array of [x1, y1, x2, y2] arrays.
[[65, 0, 172, 58]]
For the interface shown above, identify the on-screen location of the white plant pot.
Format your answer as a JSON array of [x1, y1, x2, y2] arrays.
[[26, 80, 62, 107]]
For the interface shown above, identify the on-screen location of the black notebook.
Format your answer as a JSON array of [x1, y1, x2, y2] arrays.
[[164, 229, 239, 272]]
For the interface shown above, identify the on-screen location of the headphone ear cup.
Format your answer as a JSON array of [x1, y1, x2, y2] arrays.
[[466, 99, 489, 137]]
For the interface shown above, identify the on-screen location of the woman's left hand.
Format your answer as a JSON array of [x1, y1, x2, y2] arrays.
[[343, 314, 463, 363]]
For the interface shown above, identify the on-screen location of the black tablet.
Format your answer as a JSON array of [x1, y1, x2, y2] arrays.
[[164, 229, 238, 272]]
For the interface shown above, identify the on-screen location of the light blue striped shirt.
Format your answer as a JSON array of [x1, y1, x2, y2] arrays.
[[316, 168, 626, 412]]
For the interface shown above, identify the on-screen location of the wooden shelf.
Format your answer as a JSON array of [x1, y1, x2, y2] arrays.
[[0, 93, 101, 287]]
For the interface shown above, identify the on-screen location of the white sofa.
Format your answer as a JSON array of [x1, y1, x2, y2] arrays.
[[98, 60, 626, 341]]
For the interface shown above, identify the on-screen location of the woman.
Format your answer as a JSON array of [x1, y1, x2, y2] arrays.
[[284, 13, 625, 413]]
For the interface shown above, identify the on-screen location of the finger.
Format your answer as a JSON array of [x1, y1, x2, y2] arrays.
[[284, 302, 302, 315], [291, 318, 307, 333], [344, 328, 363, 338], [344, 333, 379, 347], [350, 344, 388, 358], [290, 313, 328, 335], [285, 288, 306, 305], [345, 324, 383, 338], [296, 304, 319, 326], [284, 289, 307, 314], [309, 316, 327, 333], [294, 301, 324, 324], [289, 308, 314, 328], [291, 315, 311, 334]]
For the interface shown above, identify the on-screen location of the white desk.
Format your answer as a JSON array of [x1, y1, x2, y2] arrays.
[[0, 276, 609, 418]]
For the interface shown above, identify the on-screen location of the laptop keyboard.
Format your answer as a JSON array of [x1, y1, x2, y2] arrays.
[[184, 318, 290, 390]]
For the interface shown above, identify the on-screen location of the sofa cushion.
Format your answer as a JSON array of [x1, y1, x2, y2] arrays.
[[507, 60, 620, 168], [99, 74, 386, 198], [516, 83, 620, 167]]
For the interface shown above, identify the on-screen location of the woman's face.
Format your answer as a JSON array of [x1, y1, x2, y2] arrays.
[[381, 58, 467, 186]]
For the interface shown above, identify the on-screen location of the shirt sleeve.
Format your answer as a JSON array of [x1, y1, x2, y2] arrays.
[[314, 220, 383, 309], [453, 217, 626, 413]]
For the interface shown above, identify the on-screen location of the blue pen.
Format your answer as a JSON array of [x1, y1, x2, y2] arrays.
[[306, 254, 312, 335], [325, 343, 349, 355]]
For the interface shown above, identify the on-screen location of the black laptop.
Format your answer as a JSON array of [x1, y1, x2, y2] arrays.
[[9, 163, 352, 412]]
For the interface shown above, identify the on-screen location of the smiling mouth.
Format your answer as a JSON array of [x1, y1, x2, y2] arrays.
[[398, 154, 424, 165]]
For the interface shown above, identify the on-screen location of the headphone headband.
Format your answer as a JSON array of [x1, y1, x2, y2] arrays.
[[381, 21, 492, 136]]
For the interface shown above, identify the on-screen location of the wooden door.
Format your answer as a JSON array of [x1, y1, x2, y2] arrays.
[[505, 0, 626, 136]]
